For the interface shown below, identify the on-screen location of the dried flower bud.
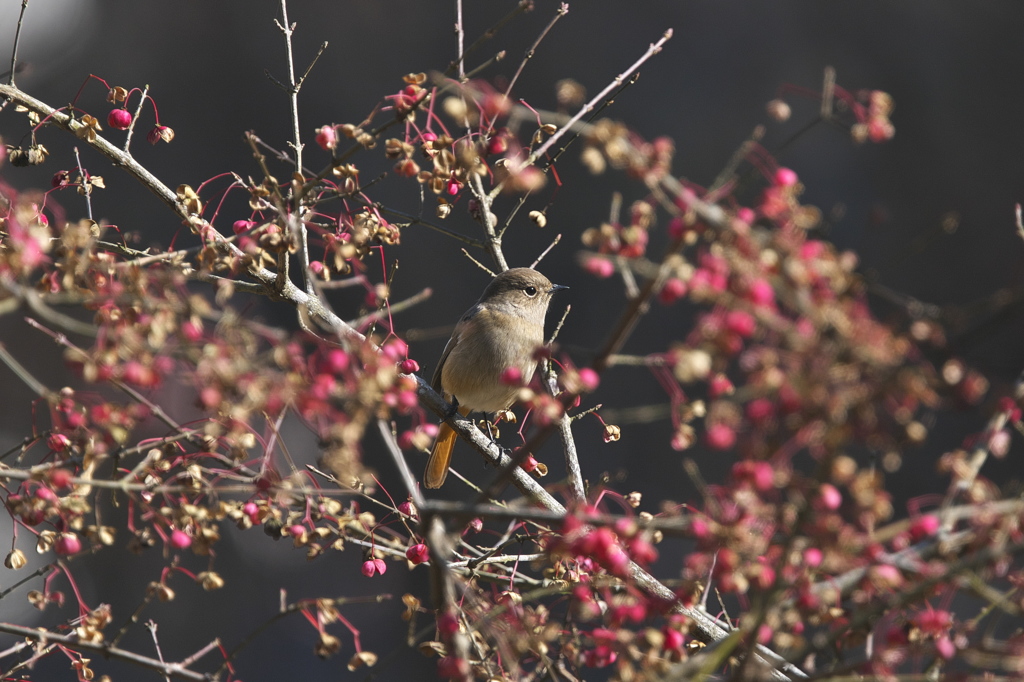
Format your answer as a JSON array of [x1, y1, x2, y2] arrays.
[[8, 144, 49, 166], [147, 125, 174, 145], [4, 549, 27, 569], [603, 424, 621, 443], [347, 651, 378, 670], [106, 86, 128, 103], [196, 571, 225, 590], [765, 99, 791, 122], [436, 199, 451, 219], [316, 632, 342, 659]]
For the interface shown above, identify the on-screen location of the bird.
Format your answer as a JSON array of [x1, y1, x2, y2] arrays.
[[424, 268, 567, 488]]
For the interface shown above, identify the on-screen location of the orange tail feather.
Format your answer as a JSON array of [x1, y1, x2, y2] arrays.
[[425, 422, 457, 488]]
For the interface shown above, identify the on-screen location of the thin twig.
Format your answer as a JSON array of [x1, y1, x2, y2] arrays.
[[444, 0, 532, 77], [347, 287, 433, 329], [516, 29, 673, 172], [73, 146, 93, 222], [821, 65, 836, 120], [501, 3, 569, 103], [373, 204, 483, 247], [145, 621, 172, 682], [530, 233, 561, 269], [454, 0, 466, 80], [6, 0, 29, 87], [460, 247, 496, 277], [469, 162, 508, 272], [377, 419, 426, 510], [0, 341, 51, 397], [123, 84, 149, 152]]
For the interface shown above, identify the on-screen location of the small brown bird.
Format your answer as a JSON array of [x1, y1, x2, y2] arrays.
[[424, 268, 566, 488]]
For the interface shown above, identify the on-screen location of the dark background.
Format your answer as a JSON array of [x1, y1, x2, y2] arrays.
[[2, 1, 1024, 679]]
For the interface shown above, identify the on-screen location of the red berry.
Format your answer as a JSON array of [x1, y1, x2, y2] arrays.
[[107, 108, 132, 130]]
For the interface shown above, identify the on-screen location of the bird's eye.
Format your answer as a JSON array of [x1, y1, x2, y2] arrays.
[[524, 286, 538, 297]]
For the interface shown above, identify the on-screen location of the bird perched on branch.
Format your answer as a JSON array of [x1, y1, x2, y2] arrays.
[[424, 268, 567, 488]]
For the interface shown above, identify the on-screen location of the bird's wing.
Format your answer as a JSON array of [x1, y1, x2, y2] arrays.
[[431, 304, 482, 393]]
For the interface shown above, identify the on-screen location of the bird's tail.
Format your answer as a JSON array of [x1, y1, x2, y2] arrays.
[[424, 422, 457, 488]]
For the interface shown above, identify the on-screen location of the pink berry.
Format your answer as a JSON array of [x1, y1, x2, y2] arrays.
[[747, 279, 775, 308], [107, 108, 132, 130], [935, 635, 955, 660], [745, 398, 775, 425], [361, 560, 377, 577], [382, 339, 409, 361], [169, 529, 192, 549], [49, 469, 72, 490], [55, 533, 82, 555], [910, 514, 939, 540], [724, 310, 756, 338], [399, 358, 420, 374], [326, 349, 350, 374], [315, 125, 337, 150], [709, 374, 734, 398], [406, 543, 430, 565], [232, 219, 256, 234], [577, 368, 600, 391], [180, 320, 203, 342], [397, 431, 416, 450], [500, 367, 523, 385], [817, 484, 842, 511], [773, 167, 798, 187], [705, 423, 736, 451], [584, 257, 615, 279], [35, 487, 57, 502], [47, 433, 71, 451], [658, 278, 687, 305], [663, 627, 684, 651]]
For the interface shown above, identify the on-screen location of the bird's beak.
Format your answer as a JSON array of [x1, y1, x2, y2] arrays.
[[550, 284, 569, 293]]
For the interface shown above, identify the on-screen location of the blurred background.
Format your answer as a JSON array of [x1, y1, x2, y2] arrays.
[[3, 1, 1024, 679]]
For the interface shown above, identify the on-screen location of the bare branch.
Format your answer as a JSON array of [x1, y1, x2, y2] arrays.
[[516, 28, 673, 172]]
